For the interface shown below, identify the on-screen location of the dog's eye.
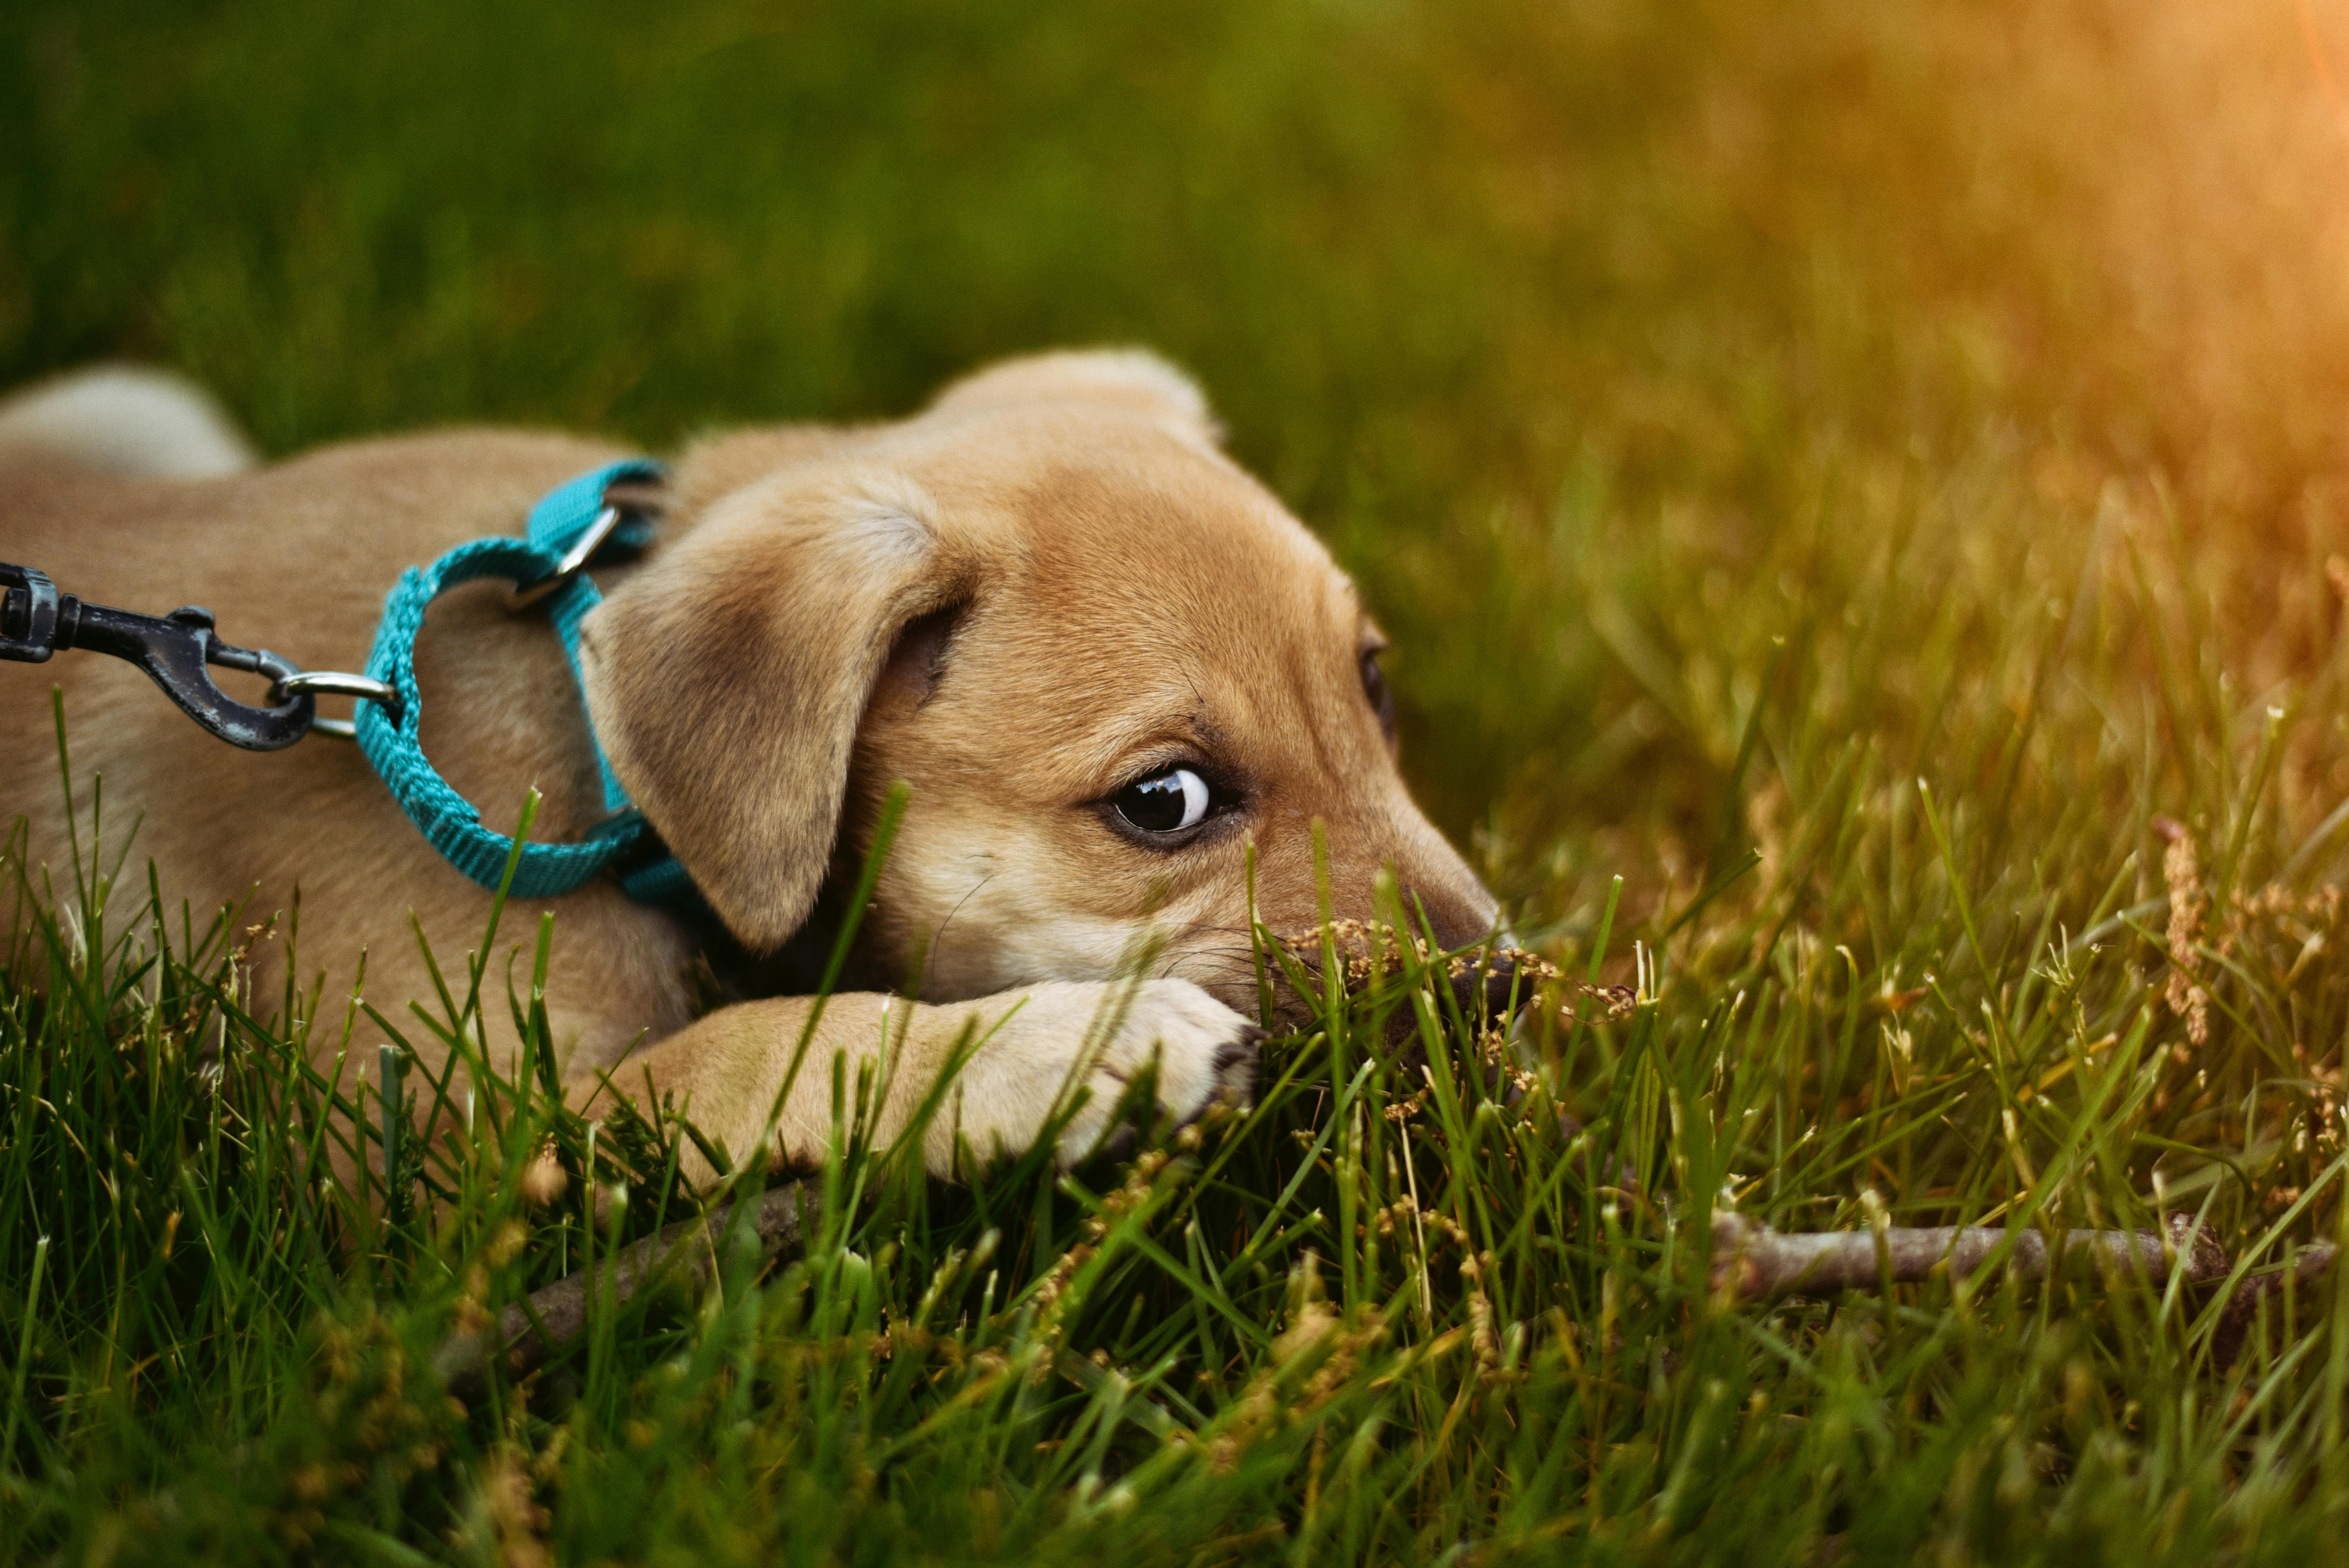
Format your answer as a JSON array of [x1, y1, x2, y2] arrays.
[[1361, 649, 1397, 739], [1112, 766, 1211, 835]]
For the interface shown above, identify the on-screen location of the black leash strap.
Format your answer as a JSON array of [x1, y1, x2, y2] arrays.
[[0, 560, 317, 750]]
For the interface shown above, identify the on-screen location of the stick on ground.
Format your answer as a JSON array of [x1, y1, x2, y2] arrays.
[[1712, 1211, 2337, 1363], [1710, 1211, 2227, 1299], [435, 1181, 817, 1386]]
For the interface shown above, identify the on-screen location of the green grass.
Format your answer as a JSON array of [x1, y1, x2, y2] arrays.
[[15, 0, 2349, 1560]]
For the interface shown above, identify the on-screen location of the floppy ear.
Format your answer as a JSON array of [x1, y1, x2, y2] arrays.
[[578, 467, 966, 950], [927, 347, 1224, 451]]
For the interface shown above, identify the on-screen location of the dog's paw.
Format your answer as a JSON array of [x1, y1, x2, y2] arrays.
[[1054, 978, 1262, 1165], [954, 978, 1260, 1167]]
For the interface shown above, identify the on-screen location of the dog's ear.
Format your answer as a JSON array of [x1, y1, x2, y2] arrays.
[[927, 348, 1223, 450], [579, 469, 965, 950]]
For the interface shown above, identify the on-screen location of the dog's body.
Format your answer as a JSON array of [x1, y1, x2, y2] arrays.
[[0, 353, 1499, 1179]]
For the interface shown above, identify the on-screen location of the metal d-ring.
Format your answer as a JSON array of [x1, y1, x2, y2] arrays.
[[506, 503, 624, 611], [272, 669, 402, 740]]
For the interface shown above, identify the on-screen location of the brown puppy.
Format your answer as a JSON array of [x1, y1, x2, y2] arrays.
[[0, 351, 1500, 1180]]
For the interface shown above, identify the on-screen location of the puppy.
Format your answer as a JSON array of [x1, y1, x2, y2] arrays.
[[0, 351, 1502, 1180]]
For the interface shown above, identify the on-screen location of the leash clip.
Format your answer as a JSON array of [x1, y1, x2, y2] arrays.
[[0, 560, 316, 751]]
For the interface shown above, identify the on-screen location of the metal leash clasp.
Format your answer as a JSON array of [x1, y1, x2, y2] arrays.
[[1, 559, 399, 750]]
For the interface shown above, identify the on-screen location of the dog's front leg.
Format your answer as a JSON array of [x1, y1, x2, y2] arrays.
[[592, 978, 1262, 1185]]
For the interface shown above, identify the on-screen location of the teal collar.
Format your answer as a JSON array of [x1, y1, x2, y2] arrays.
[[353, 460, 701, 914]]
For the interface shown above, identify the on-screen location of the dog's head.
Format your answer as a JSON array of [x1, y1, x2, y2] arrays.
[[581, 351, 1500, 1021]]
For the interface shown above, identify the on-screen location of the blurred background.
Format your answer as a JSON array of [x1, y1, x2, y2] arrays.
[[11, 0, 2349, 953]]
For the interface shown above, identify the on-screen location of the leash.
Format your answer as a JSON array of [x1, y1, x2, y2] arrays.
[[2, 561, 339, 749], [0, 460, 700, 913]]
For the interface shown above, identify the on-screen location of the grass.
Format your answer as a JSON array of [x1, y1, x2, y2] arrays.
[[15, 0, 2349, 1560]]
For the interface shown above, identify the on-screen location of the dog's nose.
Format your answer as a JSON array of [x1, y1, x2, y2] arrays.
[[1449, 953, 1522, 1025]]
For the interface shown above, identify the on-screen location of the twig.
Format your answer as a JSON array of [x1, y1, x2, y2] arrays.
[[435, 1181, 817, 1386], [1711, 1210, 2226, 1299], [1712, 1212, 2339, 1365]]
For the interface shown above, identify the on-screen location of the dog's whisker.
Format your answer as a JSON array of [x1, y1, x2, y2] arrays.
[[921, 873, 996, 980]]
